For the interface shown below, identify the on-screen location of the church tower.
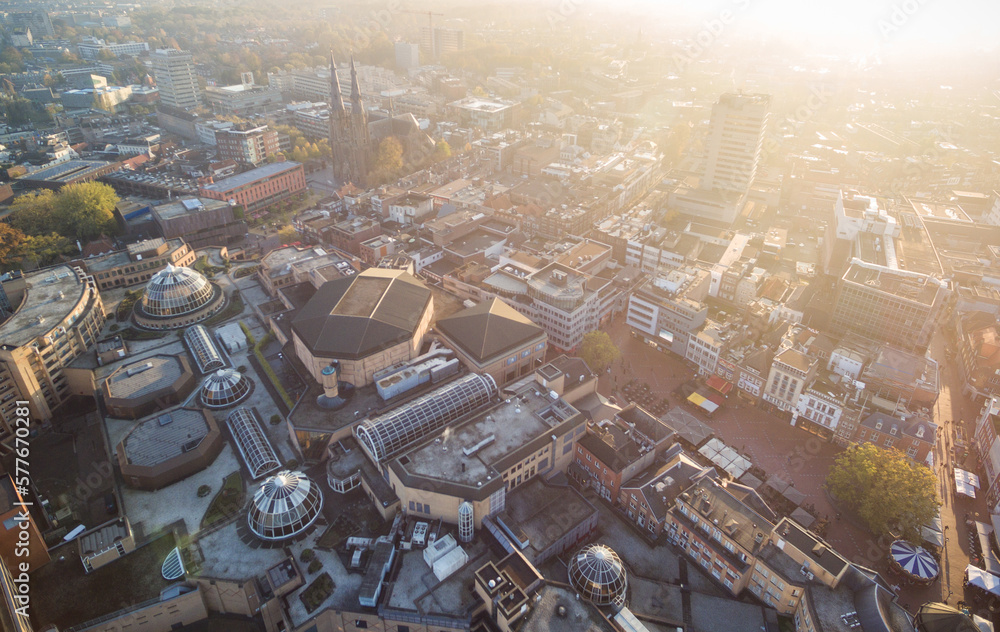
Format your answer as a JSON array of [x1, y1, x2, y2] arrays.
[[329, 53, 373, 186]]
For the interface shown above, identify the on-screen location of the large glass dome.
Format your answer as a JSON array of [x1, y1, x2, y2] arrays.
[[247, 470, 324, 541], [141, 264, 215, 317], [199, 369, 253, 408], [568, 544, 628, 608]]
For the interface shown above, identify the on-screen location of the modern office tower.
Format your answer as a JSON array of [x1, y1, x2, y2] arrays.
[[670, 92, 771, 224], [10, 10, 54, 38], [830, 262, 946, 352], [394, 42, 420, 69], [701, 92, 771, 194], [420, 27, 464, 59], [151, 48, 202, 110]]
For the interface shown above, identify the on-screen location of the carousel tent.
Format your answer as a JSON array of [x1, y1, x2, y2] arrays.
[[889, 540, 939, 582]]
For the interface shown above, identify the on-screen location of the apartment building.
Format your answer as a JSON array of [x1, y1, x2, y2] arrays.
[[215, 124, 281, 166], [852, 412, 937, 465], [626, 267, 711, 358], [975, 396, 1000, 513], [199, 161, 307, 215], [762, 348, 818, 414], [570, 404, 673, 502], [831, 262, 946, 352], [0, 266, 105, 438]]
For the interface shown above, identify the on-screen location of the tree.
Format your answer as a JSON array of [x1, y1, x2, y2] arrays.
[[8, 190, 58, 235], [53, 182, 120, 242], [14, 233, 75, 269], [433, 140, 452, 162], [825, 442, 939, 542], [277, 226, 297, 243], [578, 331, 621, 373], [0, 223, 26, 267], [367, 137, 403, 186]]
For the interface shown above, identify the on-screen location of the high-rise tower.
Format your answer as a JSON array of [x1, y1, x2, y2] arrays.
[[701, 92, 770, 194], [151, 48, 202, 110]]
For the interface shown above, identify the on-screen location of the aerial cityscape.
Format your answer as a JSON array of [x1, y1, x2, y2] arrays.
[[0, 1, 998, 631]]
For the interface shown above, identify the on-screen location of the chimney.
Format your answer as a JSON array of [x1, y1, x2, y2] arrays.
[[321, 361, 340, 399]]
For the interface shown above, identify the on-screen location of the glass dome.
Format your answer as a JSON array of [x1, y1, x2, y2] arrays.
[[140, 264, 215, 317], [247, 470, 324, 541], [568, 544, 628, 608], [199, 369, 253, 408]]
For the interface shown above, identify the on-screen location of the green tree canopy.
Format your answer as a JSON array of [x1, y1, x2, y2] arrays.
[[54, 182, 120, 242], [8, 190, 57, 235], [578, 331, 621, 374], [825, 442, 939, 542], [7, 233, 75, 270], [9, 182, 119, 242]]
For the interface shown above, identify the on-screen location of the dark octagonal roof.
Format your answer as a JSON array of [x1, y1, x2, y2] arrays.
[[291, 268, 431, 360], [435, 297, 545, 363]]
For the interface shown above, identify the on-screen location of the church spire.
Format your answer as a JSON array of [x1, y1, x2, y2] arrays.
[[350, 56, 363, 111], [330, 51, 345, 113]]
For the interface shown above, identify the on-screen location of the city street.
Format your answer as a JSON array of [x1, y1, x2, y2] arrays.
[[597, 313, 994, 617]]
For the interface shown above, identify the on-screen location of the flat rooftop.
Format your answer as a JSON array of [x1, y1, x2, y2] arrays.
[[396, 380, 581, 490], [842, 263, 942, 306], [121, 407, 212, 467], [105, 355, 186, 400], [519, 583, 614, 632], [200, 161, 302, 193], [21, 159, 116, 183], [0, 266, 87, 349], [290, 369, 462, 434], [444, 228, 502, 257], [153, 196, 230, 220], [496, 478, 596, 560], [262, 246, 329, 272]]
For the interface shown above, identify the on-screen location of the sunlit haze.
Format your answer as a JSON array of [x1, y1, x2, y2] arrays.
[[1, 0, 999, 630]]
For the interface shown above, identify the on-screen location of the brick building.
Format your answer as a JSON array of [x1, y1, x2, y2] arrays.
[[199, 161, 306, 216]]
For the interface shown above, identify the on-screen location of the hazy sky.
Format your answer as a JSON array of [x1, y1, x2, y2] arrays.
[[628, 0, 999, 52]]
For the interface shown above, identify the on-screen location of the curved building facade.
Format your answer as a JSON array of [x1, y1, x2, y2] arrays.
[[247, 470, 324, 541], [0, 266, 105, 434], [116, 407, 224, 490], [356, 373, 497, 461], [183, 325, 227, 373], [568, 544, 628, 608], [199, 369, 253, 409], [133, 264, 224, 330]]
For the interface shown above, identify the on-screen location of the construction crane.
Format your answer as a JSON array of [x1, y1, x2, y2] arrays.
[[402, 9, 444, 58]]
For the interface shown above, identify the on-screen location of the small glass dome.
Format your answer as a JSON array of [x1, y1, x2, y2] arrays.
[[247, 470, 324, 541], [568, 544, 628, 608], [140, 264, 215, 317], [199, 369, 253, 408]]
